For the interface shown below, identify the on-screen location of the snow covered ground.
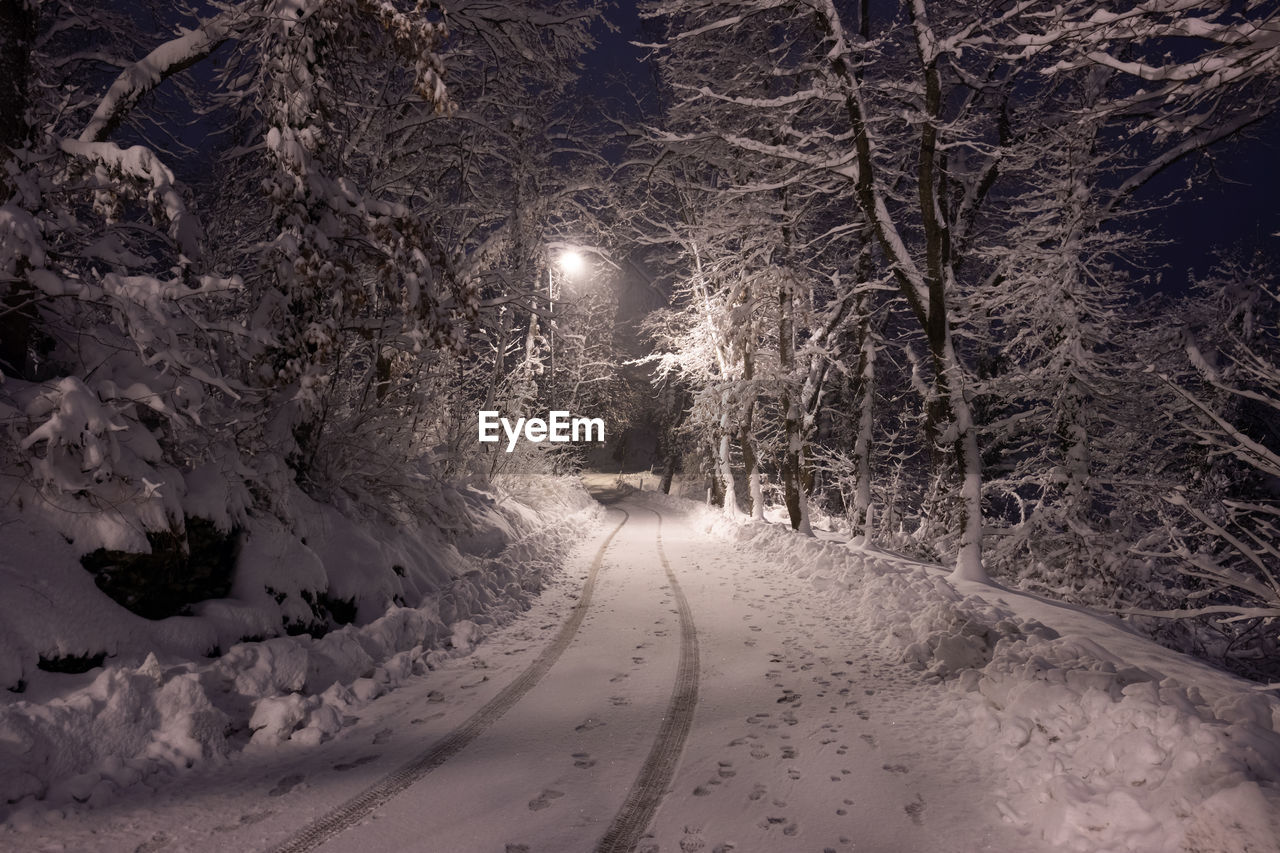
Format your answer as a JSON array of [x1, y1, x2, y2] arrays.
[[692, 499, 1280, 853], [0, 475, 600, 832], [2, 480, 1279, 852]]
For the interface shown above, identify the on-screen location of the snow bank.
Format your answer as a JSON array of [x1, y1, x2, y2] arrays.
[[0, 476, 599, 816], [650, 492, 1280, 853]]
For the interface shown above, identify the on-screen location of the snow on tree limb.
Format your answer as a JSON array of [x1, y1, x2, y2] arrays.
[[78, 11, 243, 144], [59, 139, 203, 262], [1160, 372, 1280, 480], [358, 0, 451, 111]]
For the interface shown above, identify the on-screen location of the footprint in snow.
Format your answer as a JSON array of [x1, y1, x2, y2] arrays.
[[268, 774, 304, 797], [133, 832, 170, 852], [760, 816, 798, 836], [572, 752, 596, 769], [333, 754, 378, 771], [505, 845, 531, 853], [372, 728, 393, 745], [748, 783, 767, 802], [212, 809, 274, 833], [528, 789, 565, 811], [409, 712, 445, 724], [679, 828, 707, 851], [882, 763, 909, 774], [905, 794, 926, 825], [575, 718, 606, 732]]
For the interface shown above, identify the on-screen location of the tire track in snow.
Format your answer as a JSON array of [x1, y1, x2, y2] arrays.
[[596, 505, 700, 853], [271, 508, 631, 853]]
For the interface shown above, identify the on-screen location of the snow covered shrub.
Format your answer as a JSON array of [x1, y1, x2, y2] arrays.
[[79, 517, 239, 620], [1119, 256, 1280, 681], [0, 0, 596, 698]]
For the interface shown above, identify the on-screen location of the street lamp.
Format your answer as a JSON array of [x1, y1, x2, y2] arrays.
[[558, 250, 584, 277], [548, 250, 584, 408]]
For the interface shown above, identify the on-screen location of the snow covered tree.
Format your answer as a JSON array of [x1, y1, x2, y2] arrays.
[[1123, 255, 1280, 677], [0, 0, 606, 632], [638, 0, 1280, 583], [965, 75, 1144, 594]]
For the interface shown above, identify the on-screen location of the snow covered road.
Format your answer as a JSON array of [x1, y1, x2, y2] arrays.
[[271, 493, 1046, 853], [7, 494, 1062, 852], [256, 494, 1045, 853], [624, 501, 1045, 853], [284, 502, 704, 853]]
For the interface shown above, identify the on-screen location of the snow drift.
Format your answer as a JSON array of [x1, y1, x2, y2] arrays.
[[656, 492, 1280, 853], [0, 475, 600, 816]]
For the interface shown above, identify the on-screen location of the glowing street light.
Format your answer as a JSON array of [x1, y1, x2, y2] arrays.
[[549, 249, 587, 408], [558, 250, 585, 278]]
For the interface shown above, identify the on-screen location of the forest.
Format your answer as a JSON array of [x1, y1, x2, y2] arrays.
[[1, 0, 1279, 699]]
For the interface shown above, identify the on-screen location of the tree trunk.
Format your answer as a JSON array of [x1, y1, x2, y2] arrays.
[[934, 323, 984, 581], [0, 0, 38, 380], [815, 0, 987, 577], [910, 4, 986, 581], [717, 408, 739, 518], [851, 309, 876, 537], [778, 271, 812, 535], [657, 383, 687, 496], [740, 342, 764, 520], [0, 0, 35, 176]]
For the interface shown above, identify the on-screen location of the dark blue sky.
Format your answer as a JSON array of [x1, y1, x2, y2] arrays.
[[584, 4, 1280, 301], [1133, 117, 1280, 291]]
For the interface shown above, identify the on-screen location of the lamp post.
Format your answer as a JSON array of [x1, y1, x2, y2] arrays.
[[549, 250, 583, 409]]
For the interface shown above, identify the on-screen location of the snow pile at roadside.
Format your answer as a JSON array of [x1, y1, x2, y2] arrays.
[[0, 476, 600, 819], [648, 493, 1280, 853]]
